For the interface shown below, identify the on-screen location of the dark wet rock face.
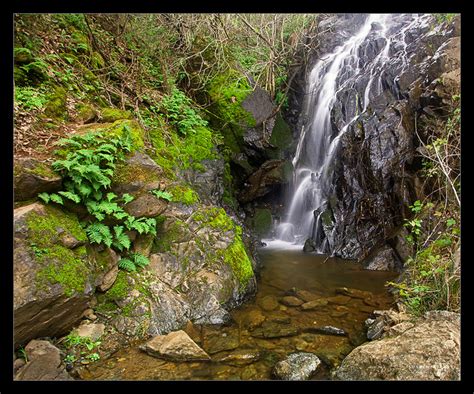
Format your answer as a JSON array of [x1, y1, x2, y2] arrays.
[[284, 14, 460, 261]]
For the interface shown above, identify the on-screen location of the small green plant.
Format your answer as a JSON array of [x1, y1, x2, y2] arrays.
[[150, 189, 173, 202], [18, 347, 28, 362], [38, 128, 157, 258], [63, 332, 102, 364], [160, 88, 208, 136], [118, 252, 150, 272], [14, 86, 48, 110]]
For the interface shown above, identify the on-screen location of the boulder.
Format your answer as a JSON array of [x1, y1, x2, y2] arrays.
[[335, 311, 460, 380], [301, 299, 328, 310], [73, 323, 105, 342], [140, 330, 210, 361], [272, 352, 321, 381], [124, 193, 168, 218], [14, 158, 62, 201], [14, 203, 100, 347], [363, 244, 402, 271], [238, 160, 293, 203], [281, 296, 304, 307], [15, 340, 72, 381]]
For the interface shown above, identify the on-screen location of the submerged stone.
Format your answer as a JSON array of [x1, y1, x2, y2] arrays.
[[272, 352, 321, 381]]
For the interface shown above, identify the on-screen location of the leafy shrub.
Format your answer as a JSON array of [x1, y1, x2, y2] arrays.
[[38, 127, 157, 269]]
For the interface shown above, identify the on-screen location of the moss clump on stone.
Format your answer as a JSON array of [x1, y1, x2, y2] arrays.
[[14, 47, 34, 64], [193, 207, 235, 232], [251, 208, 273, 237], [35, 245, 88, 297], [169, 184, 200, 206], [112, 162, 160, 186], [44, 86, 68, 120], [269, 113, 293, 149], [26, 205, 90, 296], [153, 219, 188, 253], [223, 228, 254, 288], [26, 205, 88, 247], [100, 108, 133, 122], [106, 271, 132, 301], [76, 102, 96, 123]]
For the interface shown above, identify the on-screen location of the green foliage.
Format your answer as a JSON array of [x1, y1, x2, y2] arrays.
[[150, 189, 173, 201], [435, 13, 457, 24], [38, 129, 157, 267], [160, 88, 208, 136], [118, 252, 150, 272], [63, 332, 101, 365], [168, 184, 200, 206], [14, 86, 48, 110]]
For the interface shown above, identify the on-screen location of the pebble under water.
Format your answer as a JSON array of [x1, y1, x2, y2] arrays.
[[80, 247, 397, 380]]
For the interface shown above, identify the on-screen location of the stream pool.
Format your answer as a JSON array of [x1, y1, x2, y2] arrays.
[[79, 246, 397, 380]]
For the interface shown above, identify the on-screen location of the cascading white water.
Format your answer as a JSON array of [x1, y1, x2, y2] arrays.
[[266, 13, 430, 251]]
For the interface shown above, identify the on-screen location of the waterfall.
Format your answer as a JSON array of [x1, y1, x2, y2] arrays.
[[267, 13, 430, 251]]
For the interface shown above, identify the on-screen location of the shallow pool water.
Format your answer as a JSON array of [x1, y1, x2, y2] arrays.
[[79, 247, 397, 380]]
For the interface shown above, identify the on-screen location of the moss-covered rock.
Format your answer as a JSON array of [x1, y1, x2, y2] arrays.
[[100, 107, 133, 123], [14, 65, 28, 86], [249, 208, 273, 237], [269, 113, 293, 149], [14, 158, 62, 201], [14, 203, 101, 347], [75, 102, 97, 123], [169, 184, 200, 206], [44, 86, 68, 120], [14, 47, 34, 64]]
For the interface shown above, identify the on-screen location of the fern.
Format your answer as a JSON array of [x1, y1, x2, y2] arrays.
[[118, 258, 136, 272], [150, 189, 173, 201], [121, 193, 134, 204], [130, 252, 149, 268], [86, 223, 113, 247], [38, 192, 50, 203], [58, 191, 81, 203], [112, 225, 131, 251], [50, 194, 64, 205]]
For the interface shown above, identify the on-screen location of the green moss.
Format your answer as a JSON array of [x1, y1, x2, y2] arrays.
[[71, 30, 90, 54], [25, 205, 90, 296], [106, 271, 131, 301], [112, 162, 160, 186], [28, 162, 57, 178], [14, 47, 34, 64], [44, 86, 67, 120], [207, 70, 256, 154], [14, 65, 28, 86], [193, 207, 235, 232], [269, 113, 293, 149], [252, 209, 273, 237], [110, 120, 145, 152], [76, 102, 96, 122], [149, 121, 216, 176], [91, 52, 105, 69], [223, 229, 254, 288], [35, 244, 88, 297], [169, 184, 200, 206], [153, 219, 188, 253], [26, 205, 88, 248], [321, 208, 333, 227], [100, 108, 133, 122]]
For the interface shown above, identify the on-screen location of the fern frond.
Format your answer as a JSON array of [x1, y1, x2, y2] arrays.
[[121, 193, 134, 204], [38, 192, 50, 203], [58, 191, 81, 203], [118, 258, 136, 272], [50, 194, 64, 205], [131, 252, 149, 268], [106, 192, 117, 202]]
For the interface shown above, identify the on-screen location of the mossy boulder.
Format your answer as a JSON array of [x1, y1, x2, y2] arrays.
[[44, 87, 67, 120], [13, 203, 102, 347], [100, 107, 133, 123], [14, 158, 62, 201], [14, 47, 34, 64], [249, 208, 273, 237], [75, 102, 97, 123], [14, 65, 28, 86]]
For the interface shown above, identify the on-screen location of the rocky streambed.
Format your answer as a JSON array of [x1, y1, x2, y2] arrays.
[[76, 246, 397, 380]]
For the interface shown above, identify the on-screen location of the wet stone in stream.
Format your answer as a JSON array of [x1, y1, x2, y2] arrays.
[[80, 248, 396, 380]]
